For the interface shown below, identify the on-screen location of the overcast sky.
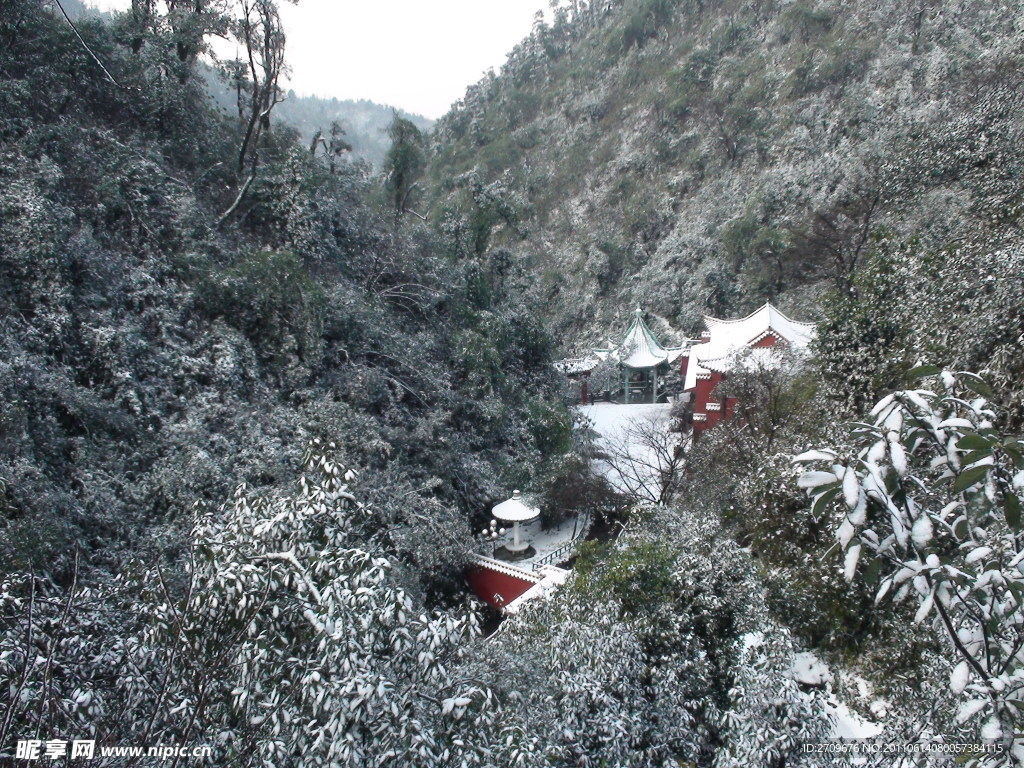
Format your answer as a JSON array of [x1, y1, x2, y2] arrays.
[[85, 0, 550, 118]]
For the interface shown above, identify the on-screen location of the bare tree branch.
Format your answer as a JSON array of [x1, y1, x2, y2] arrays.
[[54, 0, 137, 90]]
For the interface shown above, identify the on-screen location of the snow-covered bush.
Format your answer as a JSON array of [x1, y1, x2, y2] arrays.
[[714, 629, 836, 768], [470, 503, 838, 767], [0, 443, 501, 767], [797, 370, 1024, 762]]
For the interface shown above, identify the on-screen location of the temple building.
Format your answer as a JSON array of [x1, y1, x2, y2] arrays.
[[555, 308, 684, 404], [609, 308, 686, 404], [681, 302, 815, 434], [553, 303, 814, 418]]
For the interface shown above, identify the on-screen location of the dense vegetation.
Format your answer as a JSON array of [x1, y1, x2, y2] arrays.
[[2, 0, 1023, 765], [428, 0, 1024, 357], [422, 0, 1024, 760], [0, 2, 572, 760]]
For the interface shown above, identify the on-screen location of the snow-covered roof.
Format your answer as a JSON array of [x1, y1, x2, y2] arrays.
[[701, 346, 784, 375], [684, 303, 816, 390], [553, 357, 600, 376], [620, 309, 665, 368], [492, 490, 540, 522], [703, 302, 816, 346], [578, 309, 687, 370], [617, 308, 679, 369]]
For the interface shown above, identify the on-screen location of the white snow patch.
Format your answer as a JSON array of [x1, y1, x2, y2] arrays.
[[844, 544, 861, 581], [950, 661, 970, 694], [826, 698, 884, 739], [795, 656, 885, 742], [740, 631, 766, 653], [791, 651, 834, 687], [911, 515, 933, 547], [980, 715, 1002, 741], [576, 402, 676, 495], [578, 402, 673, 446]]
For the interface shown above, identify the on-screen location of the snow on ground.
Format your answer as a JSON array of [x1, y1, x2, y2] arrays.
[[792, 651, 834, 687], [576, 402, 676, 496], [791, 650, 884, 739], [578, 402, 673, 446], [826, 698, 884, 740], [740, 631, 766, 655]]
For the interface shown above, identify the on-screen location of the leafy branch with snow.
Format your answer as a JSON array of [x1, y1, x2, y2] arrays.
[[797, 369, 1024, 761]]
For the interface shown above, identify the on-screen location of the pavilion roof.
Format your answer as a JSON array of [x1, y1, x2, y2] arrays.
[[617, 308, 680, 369], [684, 303, 816, 390], [492, 491, 540, 522], [553, 356, 600, 376]]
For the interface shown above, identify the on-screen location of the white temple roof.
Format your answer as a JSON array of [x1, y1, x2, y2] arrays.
[[553, 357, 600, 376], [492, 490, 540, 522], [684, 303, 816, 390]]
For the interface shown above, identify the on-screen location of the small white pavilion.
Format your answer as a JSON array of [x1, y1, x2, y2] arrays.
[[492, 490, 539, 559]]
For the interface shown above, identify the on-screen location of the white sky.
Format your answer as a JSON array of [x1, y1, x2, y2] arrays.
[[85, 0, 550, 118]]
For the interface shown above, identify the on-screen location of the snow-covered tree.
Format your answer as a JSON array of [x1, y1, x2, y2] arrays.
[[797, 370, 1024, 763], [714, 629, 836, 768], [599, 408, 686, 503], [0, 442, 505, 767]]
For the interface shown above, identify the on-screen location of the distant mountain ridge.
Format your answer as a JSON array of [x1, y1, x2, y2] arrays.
[[71, 1, 432, 169], [270, 92, 433, 170], [200, 70, 433, 171]]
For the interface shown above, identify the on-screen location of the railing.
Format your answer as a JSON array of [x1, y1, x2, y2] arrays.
[[532, 541, 572, 569], [468, 553, 543, 583], [531, 511, 592, 571], [469, 511, 594, 571]]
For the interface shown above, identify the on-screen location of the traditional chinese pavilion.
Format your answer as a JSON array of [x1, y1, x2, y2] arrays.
[[554, 302, 814, 425], [555, 308, 685, 404], [681, 302, 815, 434], [612, 308, 686, 404], [466, 490, 579, 612]]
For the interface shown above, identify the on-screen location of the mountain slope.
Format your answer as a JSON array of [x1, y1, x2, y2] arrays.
[[0, 1, 559, 586], [426, 0, 1024, 350]]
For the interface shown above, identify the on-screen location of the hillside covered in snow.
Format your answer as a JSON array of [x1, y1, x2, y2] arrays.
[[2, 0, 1023, 765]]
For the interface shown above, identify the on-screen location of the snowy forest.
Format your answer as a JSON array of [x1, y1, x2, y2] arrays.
[[1, 0, 1023, 766]]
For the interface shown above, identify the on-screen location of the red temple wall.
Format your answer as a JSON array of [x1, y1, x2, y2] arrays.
[[466, 565, 535, 609], [687, 329, 792, 435], [723, 396, 737, 421], [692, 373, 721, 413]]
